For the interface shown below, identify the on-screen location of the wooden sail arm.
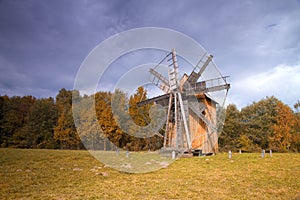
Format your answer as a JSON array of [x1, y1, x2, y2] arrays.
[[192, 83, 230, 94], [137, 93, 170, 106], [137, 82, 230, 107], [184, 76, 230, 94], [149, 68, 170, 93], [184, 54, 213, 85], [149, 68, 169, 85]]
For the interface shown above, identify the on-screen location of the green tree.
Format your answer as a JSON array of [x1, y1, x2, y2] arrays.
[[219, 104, 241, 151], [0, 95, 10, 147], [240, 96, 279, 150], [13, 98, 58, 148], [237, 134, 258, 152], [7, 96, 36, 148], [294, 101, 300, 112]]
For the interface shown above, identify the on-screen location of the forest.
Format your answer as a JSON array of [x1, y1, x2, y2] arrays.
[[0, 87, 299, 152]]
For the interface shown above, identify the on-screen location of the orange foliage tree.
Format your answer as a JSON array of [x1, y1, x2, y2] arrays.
[[269, 101, 295, 152]]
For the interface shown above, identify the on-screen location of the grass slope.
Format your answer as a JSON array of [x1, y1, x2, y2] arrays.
[[0, 148, 299, 199]]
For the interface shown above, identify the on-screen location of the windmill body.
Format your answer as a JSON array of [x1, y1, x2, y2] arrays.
[[138, 49, 230, 155]]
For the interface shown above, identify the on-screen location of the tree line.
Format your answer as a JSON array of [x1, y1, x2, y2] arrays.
[[0, 87, 162, 150], [1, 87, 299, 152], [219, 97, 300, 152]]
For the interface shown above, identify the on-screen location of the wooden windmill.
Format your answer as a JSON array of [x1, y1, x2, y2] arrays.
[[138, 49, 230, 155]]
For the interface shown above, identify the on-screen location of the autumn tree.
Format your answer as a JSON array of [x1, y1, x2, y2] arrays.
[[269, 101, 295, 152], [95, 91, 123, 149], [128, 86, 151, 126], [128, 86, 163, 151], [291, 101, 300, 152], [54, 88, 81, 149], [73, 94, 108, 150]]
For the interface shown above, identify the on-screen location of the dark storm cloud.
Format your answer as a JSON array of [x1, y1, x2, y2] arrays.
[[0, 1, 77, 96], [0, 0, 128, 97]]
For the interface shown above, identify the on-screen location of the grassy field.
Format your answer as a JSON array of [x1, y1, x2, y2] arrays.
[[0, 148, 300, 200]]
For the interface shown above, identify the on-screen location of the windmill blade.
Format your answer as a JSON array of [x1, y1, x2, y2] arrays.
[[165, 49, 180, 91], [192, 83, 230, 94], [149, 68, 170, 93], [184, 54, 213, 85], [185, 77, 230, 95], [137, 93, 170, 106]]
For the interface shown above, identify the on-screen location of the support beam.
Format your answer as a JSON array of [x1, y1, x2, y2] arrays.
[[174, 92, 178, 148], [178, 92, 192, 149], [137, 93, 170, 106], [164, 93, 173, 148]]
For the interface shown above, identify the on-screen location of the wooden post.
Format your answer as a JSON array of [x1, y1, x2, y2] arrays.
[[174, 92, 178, 149], [261, 149, 265, 158], [104, 139, 107, 151], [172, 150, 176, 160], [228, 150, 232, 159]]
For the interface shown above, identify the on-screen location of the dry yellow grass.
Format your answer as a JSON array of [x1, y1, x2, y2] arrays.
[[0, 148, 299, 199]]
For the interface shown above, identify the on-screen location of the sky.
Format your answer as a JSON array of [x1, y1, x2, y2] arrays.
[[0, 0, 300, 109]]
